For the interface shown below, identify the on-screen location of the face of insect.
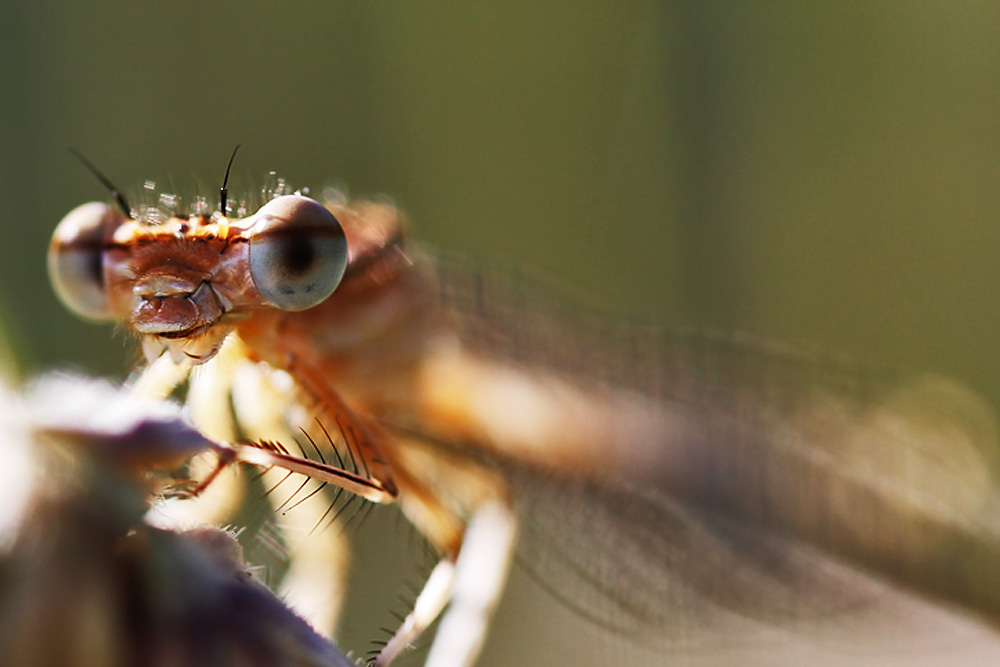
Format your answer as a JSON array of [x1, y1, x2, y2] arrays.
[[48, 195, 350, 363]]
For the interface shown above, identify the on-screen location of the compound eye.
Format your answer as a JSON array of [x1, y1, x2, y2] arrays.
[[48, 202, 116, 321], [248, 195, 348, 311]]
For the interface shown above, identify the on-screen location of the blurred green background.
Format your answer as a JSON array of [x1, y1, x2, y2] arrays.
[[2, 1, 999, 665]]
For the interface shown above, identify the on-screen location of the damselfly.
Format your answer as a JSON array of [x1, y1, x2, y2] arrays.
[[48, 154, 1000, 666]]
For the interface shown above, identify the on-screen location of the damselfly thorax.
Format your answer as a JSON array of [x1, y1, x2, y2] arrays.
[[49, 167, 1000, 666]]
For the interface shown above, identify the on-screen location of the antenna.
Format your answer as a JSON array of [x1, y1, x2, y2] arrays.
[[67, 148, 133, 219], [219, 144, 241, 217]]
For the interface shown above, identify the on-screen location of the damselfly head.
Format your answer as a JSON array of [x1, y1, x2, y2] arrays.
[[50, 183, 349, 364]]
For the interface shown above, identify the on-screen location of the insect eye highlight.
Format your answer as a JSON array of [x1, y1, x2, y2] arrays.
[[48, 201, 117, 321], [248, 195, 348, 311]]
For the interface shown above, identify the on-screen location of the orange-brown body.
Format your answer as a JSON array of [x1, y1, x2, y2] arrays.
[[50, 183, 1000, 666]]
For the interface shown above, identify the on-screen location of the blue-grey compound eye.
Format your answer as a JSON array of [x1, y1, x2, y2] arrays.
[[48, 201, 115, 321], [248, 195, 348, 311]]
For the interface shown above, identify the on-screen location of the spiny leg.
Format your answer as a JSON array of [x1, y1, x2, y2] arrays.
[[372, 501, 518, 667], [131, 348, 396, 638], [229, 359, 356, 634]]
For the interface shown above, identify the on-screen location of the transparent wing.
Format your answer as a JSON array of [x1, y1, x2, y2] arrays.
[[416, 251, 1000, 652]]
